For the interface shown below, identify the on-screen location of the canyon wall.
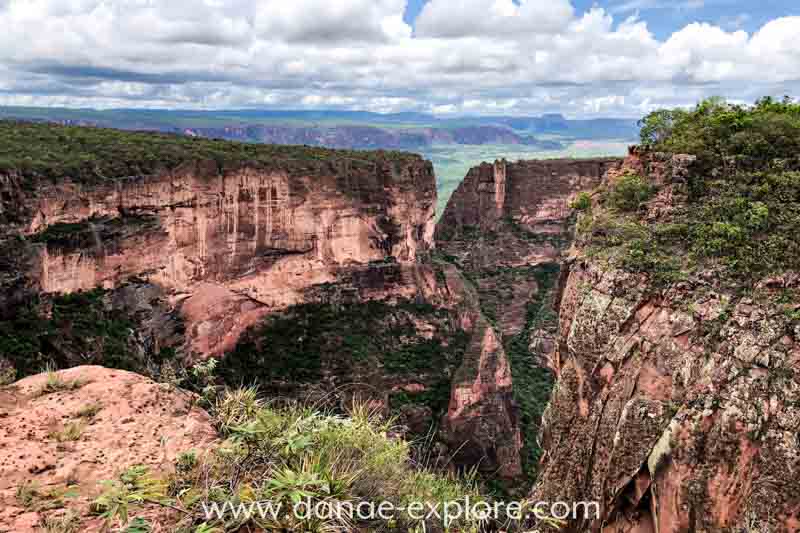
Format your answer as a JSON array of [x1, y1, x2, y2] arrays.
[[0, 122, 523, 485], [530, 150, 800, 532], [3, 156, 436, 356], [435, 157, 623, 479]]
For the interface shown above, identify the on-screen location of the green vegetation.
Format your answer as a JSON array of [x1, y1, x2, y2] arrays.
[[122, 517, 153, 533], [16, 482, 80, 513], [217, 300, 467, 416], [0, 288, 175, 378], [16, 481, 39, 509], [503, 264, 560, 476], [639, 96, 800, 177], [579, 211, 686, 286], [607, 174, 655, 211], [569, 191, 592, 212], [39, 366, 87, 396], [0, 120, 419, 185], [583, 97, 800, 282], [30, 215, 161, 251], [92, 390, 487, 532], [91, 465, 171, 528]]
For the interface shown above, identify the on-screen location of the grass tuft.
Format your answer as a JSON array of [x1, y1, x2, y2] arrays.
[[38, 365, 87, 396], [39, 511, 80, 533], [75, 402, 103, 420], [48, 421, 86, 442], [164, 388, 488, 532]]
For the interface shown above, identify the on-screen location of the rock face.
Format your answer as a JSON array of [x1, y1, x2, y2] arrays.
[[4, 151, 436, 357], [531, 150, 800, 532], [430, 263, 525, 480], [435, 157, 623, 480], [0, 366, 217, 532], [437, 158, 620, 244]]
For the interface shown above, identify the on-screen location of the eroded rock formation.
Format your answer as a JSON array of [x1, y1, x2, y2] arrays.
[[435, 157, 623, 480], [3, 151, 436, 356], [0, 122, 524, 485], [530, 150, 800, 532]]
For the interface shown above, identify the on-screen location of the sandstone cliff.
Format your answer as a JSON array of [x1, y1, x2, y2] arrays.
[[435, 157, 622, 481], [530, 147, 800, 532], [0, 121, 436, 358]]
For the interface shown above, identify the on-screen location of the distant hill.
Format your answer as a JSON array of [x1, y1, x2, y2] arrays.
[[0, 106, 639, 151]]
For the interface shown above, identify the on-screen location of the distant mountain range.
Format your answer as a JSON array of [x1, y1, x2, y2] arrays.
[[0, 106, 640, 151]]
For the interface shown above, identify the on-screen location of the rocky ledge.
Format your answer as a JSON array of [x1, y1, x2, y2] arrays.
[[0, 366, 216, 532]]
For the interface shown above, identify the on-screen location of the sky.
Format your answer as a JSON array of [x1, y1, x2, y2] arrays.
[[0, 0, 798, 118]]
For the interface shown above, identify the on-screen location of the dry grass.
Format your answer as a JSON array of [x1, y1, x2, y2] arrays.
[[74, 402, 103, 420], [38, 365, 87, 396], [39, 510, 80, 533], [48, 421, 85, 442]]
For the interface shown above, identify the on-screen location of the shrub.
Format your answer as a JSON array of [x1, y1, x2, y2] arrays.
[[639, 96, 800, 185], [588, 97, 800, 281], [570, 192, 592, 212], [38, 366, 87, 396], [75, 402, 103, 420], [91, 466, 170, 529], [39, 511, 81, 533], [0, 120, 420, 187], [167, 389, 488, 532], [608, 174, 656, 211], [16, 481, 39, 509], [217, 300, 466, 418], [48, 421, 86, 443]]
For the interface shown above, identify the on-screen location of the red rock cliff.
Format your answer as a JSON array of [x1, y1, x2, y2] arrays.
[[3, 152, 436, 356], [530, 150, 800, 532], [435, 157, 623, 484]]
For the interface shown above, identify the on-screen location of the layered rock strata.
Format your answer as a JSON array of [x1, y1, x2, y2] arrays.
[[531, 150, 800, 532], [2, 146, 436, 356], [435, 157, 623, 478]]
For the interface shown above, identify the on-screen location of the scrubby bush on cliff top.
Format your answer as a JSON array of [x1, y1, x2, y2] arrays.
[[93, 388, 488, 532], [91, 387, 565, 532], [639, 95, 800, 173], [583, 96, 800, 282], [0, 120, 419, 184]]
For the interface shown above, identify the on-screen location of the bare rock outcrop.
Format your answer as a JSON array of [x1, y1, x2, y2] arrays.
[[0, 366, 217, 532]]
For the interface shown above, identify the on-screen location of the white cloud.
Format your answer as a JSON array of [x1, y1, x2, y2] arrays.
[[0, 0, 797, 117], [611, 0, 704, 14], [415, 0, 574, 38], [659, 17, 800, 83], [255, 0, 410, 43]]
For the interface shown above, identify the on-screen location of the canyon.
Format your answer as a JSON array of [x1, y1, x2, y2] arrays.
[[0, 121, 547, 487], [1, 111, 798, 532]]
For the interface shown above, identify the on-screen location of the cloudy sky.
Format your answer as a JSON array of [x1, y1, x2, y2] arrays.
[[0, 0, 797, 117]]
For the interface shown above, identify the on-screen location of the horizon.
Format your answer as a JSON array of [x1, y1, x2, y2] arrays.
[[0, 103, 644, 121]]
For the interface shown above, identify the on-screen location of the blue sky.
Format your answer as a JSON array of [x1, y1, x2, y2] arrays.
[[0, 0, 798, 117], [403, 0, 798, 38]]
